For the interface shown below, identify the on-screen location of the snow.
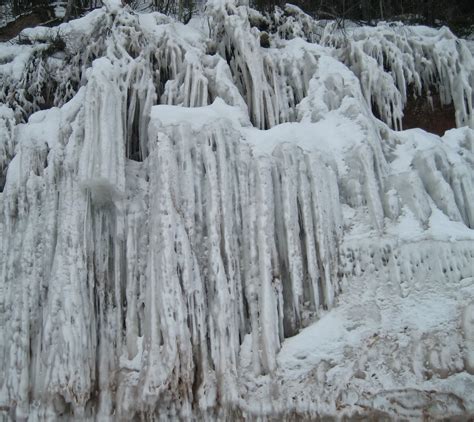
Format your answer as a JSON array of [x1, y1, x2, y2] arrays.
[[0, 0, 473, 419], [467, 40, 474, 55], [320, 23, 474, 129], [150, 97, 249, 129], [276, 240, 474, 416], [0, 44, 36, 81]]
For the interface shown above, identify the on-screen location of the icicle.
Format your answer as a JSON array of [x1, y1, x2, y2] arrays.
[[0, 1, 473, 419]]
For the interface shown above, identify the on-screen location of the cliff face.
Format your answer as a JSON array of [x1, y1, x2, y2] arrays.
[[0, 1, 473, 419]]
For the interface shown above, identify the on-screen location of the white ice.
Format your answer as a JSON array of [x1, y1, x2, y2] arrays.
[[0, 0, 473, 419]]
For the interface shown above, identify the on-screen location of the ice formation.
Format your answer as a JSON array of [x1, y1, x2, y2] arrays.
[[0, 0, 473, 419]]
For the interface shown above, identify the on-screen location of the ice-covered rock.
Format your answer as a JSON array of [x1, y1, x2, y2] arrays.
[[0, 0, 473, 419]]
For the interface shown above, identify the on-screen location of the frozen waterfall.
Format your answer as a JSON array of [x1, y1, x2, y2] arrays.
[[0, 0, 473, 419]]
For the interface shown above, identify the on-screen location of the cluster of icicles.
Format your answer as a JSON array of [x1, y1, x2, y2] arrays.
[[0, 0, 473, 419]]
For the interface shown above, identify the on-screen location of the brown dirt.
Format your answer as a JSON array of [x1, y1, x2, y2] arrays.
[[0, 7, 58, 42], [402, 89, 457, 136]]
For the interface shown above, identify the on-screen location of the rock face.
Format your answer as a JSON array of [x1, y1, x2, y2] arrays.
[[0, 1, 473, 420], [402, 88, 457, 135]]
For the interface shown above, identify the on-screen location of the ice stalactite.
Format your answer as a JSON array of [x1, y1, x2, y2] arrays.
[[0, 90, 345, 418], [147, 102, 343, 375], [245, 4, 474, 131], [207, 0, 279, 129], [0, 5, 233, 127], [0, 0, 474, 419], [207, 1, 339, 129], [321, 24, 474, 129], [0, 106, 15, 192]]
